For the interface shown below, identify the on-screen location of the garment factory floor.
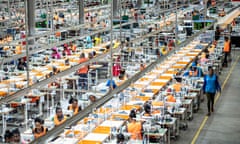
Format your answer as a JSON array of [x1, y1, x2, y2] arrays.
[[1, 52, 239, 144], [174, 51, 240, 144]]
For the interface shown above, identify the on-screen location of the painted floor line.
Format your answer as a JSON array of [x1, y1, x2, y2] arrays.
[[191, 56, 240, 144]]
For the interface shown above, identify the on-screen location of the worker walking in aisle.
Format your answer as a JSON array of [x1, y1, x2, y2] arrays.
[[223, 37, 231, 67], [32, 118, 48, 139], [203, 66, 221, 116]]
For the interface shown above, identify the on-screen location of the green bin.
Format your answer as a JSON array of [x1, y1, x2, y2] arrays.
[[122, 15, 129, 21]]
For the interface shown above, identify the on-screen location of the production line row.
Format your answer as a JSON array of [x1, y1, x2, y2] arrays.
[[17, 33, 223, 143]]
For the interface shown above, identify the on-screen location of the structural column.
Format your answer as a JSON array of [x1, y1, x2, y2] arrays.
[[113, 0, 118, 17], [25, 0, 35, 87], [79, 0, 84, 24], [136, 0, 142, 8], [27, 0, 35, 36], [175, 0, 178, 45], [155, 0, 159, 7]]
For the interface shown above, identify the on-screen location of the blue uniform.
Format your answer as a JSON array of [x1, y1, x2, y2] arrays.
[[183, 67, 203, 77], [106, 79, 117, 89], [203, 74, 221, 93]]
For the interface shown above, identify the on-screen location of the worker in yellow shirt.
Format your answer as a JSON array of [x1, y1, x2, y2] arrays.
[[32, 118, 48, 139], [54, 107, 67, 126], [94, 34, 102, 46], [70, 42, 77, 53], [160, 42, 168, 56], [140, 64, 146, 71], [127, 109, 142, 140], [67, 98, 81, 115], [54, 12, 59, 20], [15, 42, 22, 54], [167, 95, 176, 102]]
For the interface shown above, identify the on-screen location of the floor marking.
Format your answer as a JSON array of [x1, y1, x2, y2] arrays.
[[215, 56, 240, 103], [191, 117, 208, 144], [191, 56, 240, 144]]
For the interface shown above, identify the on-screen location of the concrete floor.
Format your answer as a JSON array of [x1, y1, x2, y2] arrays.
[[172, 51, 240, 144]]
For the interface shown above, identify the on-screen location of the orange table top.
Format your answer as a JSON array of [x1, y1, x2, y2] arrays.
[[176, 61, 189, 65], [132, 96, 151, 101], [93, 126, 111, 134], [150, 81, 167, 86], [120, 105, 141, 111], [158, 75, 172, 80], [111, 114, 129, 120], [152, 101, 164, 107], [172, 65, 185, 69], [165, 70, 178, 75], [186, 53, 199, 56]]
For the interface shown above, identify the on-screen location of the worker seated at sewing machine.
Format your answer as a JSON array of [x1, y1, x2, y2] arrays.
[[32, 117, 48, 139], [68, 98, 82, 115], [54, 107, 67, 126], [183, 66, 203, 77], [127, 109, 143, 140]]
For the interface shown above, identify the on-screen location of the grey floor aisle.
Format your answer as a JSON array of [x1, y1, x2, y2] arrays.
[[195, 55, 240, 144], [172, 52, 240, 144]]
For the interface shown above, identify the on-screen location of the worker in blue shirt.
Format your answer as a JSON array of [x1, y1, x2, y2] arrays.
[[86, 36, 93, 48], [106, 79, 117, 90], [183, 66, 203, 77], [203, 66, 221, 116]]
